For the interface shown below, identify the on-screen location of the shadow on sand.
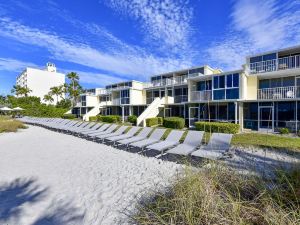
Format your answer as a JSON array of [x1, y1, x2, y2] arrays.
[[0, 178, 85, 225]]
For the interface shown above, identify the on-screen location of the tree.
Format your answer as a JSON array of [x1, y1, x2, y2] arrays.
[[50, 85, 64, 103], [43, 94, 54, 104], [11, 85, 32, 97], [66, 72, 82, 107]]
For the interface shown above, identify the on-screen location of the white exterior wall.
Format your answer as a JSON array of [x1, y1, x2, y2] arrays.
[[130, 89, 145, 105], [17, 67, 65, 104]]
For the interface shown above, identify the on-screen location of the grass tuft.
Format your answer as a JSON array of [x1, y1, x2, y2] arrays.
[[132, 164, 300, 225], [0, 116, 27, 133]]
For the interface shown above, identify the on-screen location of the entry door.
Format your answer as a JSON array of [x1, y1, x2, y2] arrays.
[[189, 107, 199, 128], [164, 108, 172, 117], [258, 106, 274, 132]]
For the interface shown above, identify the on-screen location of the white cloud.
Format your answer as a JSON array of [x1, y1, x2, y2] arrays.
[[0, 57, 39, 72], [0, 17, 191, 80], [206, 0, 300, 70], [104, 0, 193, 55]]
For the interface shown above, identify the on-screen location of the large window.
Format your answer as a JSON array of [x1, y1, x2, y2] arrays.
[[259, 77, 295, 89], [120, 90, 130, 104], [197, 80, 212, 91], [213, 73, 240, 100]]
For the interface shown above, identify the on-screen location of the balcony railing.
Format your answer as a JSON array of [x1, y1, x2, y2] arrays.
[[190, 90, 212, 101], [174, 95, 188, 103], [258, 86, 300, 100], [146, 74, 200, 88], [112, 98, 120, 105], [250, 54, 300, 74]]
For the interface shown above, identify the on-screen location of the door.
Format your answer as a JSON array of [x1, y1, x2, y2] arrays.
[[258, 106, 274, 132], [164, 108, 172, 117], [189, 107, 199, 128], [296, 77, 300, 98]]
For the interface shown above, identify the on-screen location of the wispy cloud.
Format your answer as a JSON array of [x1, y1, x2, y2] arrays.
[[104, 0, 193, 55], [0, 57, 38, 72], [206, 0, 300, 70], [0, 17, 192, 81]]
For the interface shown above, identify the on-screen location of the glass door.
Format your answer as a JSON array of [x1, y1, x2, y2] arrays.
[[164, 108, 172, 117], [258, 106, 274, 132], [296, 77, 300, 98], [189, 107, 199, 128]]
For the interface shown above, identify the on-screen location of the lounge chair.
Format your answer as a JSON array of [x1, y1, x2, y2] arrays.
[[67, 122, 96, 134], [73, 123, 102, 135], [82, 123, 110, 137], [105, 126, 141, 145], [116, 127, 152, 147], [128, 128, 166, 153], [94, 125, 129, 142], [191, 133, 233, 160], [163, 131, 204, 161], [86, 124, 117, 140], [143, 130, 184, 157]]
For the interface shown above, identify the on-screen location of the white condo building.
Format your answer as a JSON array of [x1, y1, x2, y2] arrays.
[[16, 63, 65, 104]]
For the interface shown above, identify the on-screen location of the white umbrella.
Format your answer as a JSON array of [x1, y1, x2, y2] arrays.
[[13, 107, 24, 111], [0, 106, 12, 111]]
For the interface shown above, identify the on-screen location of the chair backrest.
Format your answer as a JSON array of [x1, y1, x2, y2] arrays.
[[105, 124, 118, 132], [183, 131, 204, 147], [84, 122, 96, 129], [126, 127, 140, 136], [97, 123, 110, 131], [165, 130, 184, 142], [114, 126, 128, 134], [207, 133, 233, 151], [91, 123, 102, 130], [149, 129, 166, 140], [137, 127, 152, 138]]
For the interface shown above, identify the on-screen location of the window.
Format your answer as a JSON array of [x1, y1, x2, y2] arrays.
[[214, 75, 225, 89], [226, 88, 239, 99], [197, 80, 211, 91], [213, 90, 225, 100]]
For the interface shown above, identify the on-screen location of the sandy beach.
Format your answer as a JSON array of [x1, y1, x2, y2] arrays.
[[0, 126, 181, 225]]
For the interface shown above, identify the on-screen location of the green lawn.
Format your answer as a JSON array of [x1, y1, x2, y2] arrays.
[[232, 133, 300, 152]]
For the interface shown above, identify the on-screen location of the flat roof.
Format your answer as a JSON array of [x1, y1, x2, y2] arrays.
[[246, 44, 300, 59]]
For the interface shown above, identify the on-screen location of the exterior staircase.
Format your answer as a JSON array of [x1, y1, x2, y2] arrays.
[[82, 102, 107, 121], [136, 97, 165, 127]]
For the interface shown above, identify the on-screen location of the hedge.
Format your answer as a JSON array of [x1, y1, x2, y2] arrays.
[[98, 115, 121, 123], [163, 117, 185, 129], [61, 114, 76, 119], [195, 121, 240, 134], [128, 115, 137, 125], [89, 116, 98, 121], [146, 117, 163, 127]]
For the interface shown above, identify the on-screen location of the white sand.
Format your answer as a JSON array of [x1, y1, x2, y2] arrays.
[[0, 126, 181, 225]]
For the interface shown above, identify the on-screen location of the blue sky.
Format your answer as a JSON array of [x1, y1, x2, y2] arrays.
[[0, 0, 299, 95]]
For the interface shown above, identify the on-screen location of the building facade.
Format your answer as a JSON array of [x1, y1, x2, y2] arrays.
[[72, 45, 300, 132], [16, 63, 65, 104]]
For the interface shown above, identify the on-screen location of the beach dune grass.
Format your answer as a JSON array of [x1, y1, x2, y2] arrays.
[[0, 116, 27, 133], [132, 164, 300, 225]]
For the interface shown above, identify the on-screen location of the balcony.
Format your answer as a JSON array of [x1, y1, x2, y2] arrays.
[[174, 95, 188, 103], [258, 86, 300, 100], [190, 90, 212, 101], [147, 74, 201, 88], [112, 98, 120, 105], [250, 54, 300, 74]]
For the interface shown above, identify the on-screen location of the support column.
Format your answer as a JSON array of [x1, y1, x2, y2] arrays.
[[238, 102, 244, 132], [121, 106, 125, 123], [234, 102, 238, 124]]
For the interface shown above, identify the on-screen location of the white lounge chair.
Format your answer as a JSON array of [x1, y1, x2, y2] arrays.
[[191, 133, 233, 160], [116, 127, 152, 147], [129, 128, 166, 152], [144, 130, 184, 157], [94, 126, 129, 142], [105, 127, 141, 145]]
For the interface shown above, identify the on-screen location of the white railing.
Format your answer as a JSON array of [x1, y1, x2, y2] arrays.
[[146, 74, 201, 88], [112, 98, 120, 105], [190, 90, 212, 101], [250, 54, 300, 74], [258, 86, 299, 100], [174, 95, 188, 103]]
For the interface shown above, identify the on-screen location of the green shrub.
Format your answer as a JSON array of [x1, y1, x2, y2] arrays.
[[89, 116, 98, 121], [146, 117, 158, 127], [163, 117, 185, 129], [279, 128, 290, 135], [195, 121, 240, 134], [128, 115, 137, 125], [157, 117, 163, 125], [98, 115, 121, 123], [61, 114, 76, 119]]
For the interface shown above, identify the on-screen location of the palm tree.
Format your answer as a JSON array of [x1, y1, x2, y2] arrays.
[[11, 85, 31, 97], [50, 86, 64, 103], [66, 72, 82, 106], [43, 94, 54, 104]]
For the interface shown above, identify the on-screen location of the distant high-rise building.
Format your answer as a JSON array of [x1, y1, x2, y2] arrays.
[[16, 63, 65, 104]]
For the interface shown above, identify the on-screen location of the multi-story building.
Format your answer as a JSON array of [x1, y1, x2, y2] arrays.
[[73, 45, 300, 133], [16, 63, 65, 104]]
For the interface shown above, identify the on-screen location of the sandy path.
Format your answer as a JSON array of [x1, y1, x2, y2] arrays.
[[0, 126, 181, 225]]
